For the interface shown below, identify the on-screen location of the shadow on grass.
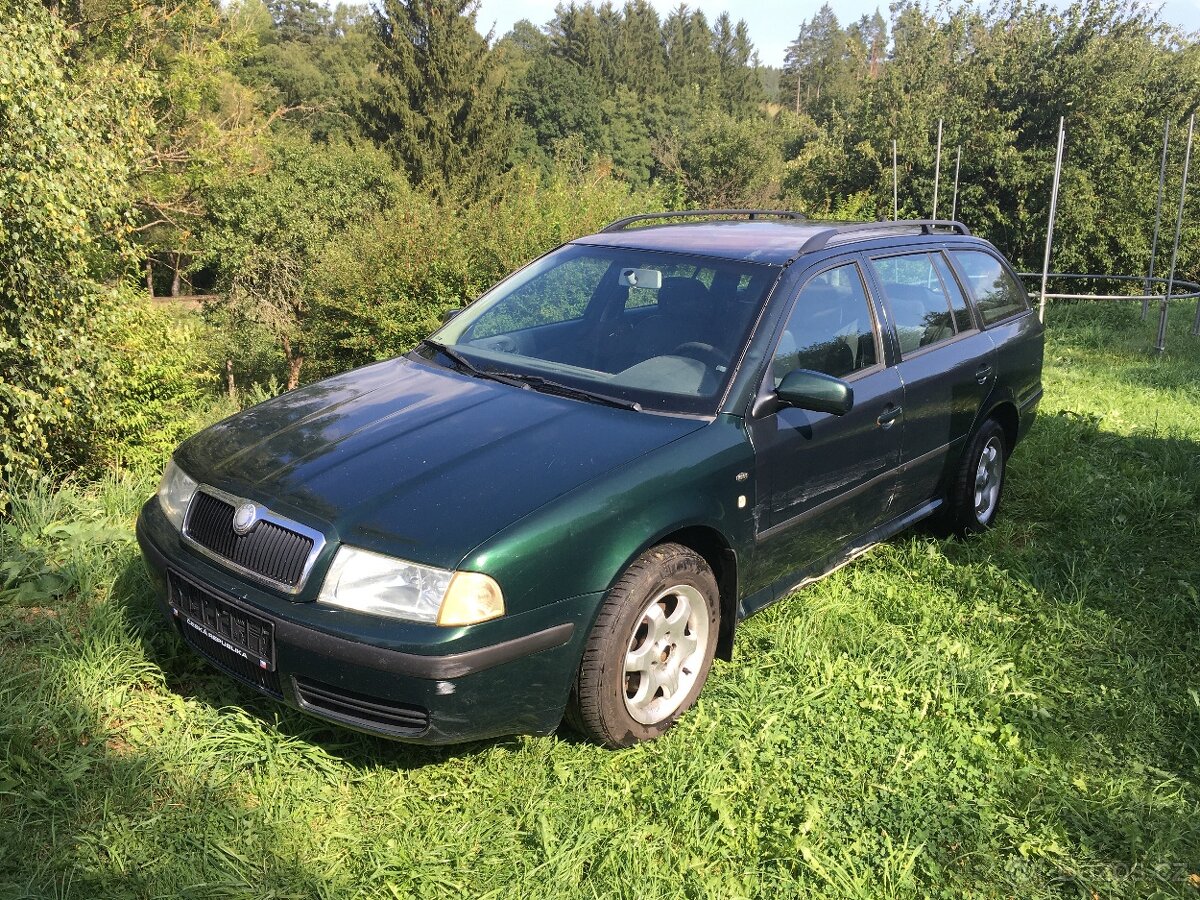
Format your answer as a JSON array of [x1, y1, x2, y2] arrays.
[[930, 410, 1200, 891], [0, 599, 346, 897], [110, 556, 519, 772]]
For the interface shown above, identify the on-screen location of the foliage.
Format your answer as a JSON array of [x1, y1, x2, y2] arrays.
[[305, 160, 664, 378], [778, 0, 1200, 276], [359, 0, 512, 195], [85, 291, 210, 473], [0, 0, 151, 501], [501, 2, 769, 188], [1, 304, 1199, 897], [59, 0, 275, 297], [660, 111, 784, 208], [201, 136, 402, 387], [237, 0, 376, 141]]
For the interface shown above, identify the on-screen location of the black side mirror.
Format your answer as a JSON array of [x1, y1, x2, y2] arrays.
[[441, 307, 462, 324], [775, 369, 854, 416]]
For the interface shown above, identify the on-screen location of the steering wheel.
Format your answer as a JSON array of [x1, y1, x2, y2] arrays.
[[591, 318, 634, 371], [484, 335, 519, 354], [672, 341, 725, 370]]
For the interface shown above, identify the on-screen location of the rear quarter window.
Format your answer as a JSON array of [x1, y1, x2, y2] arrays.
[[951, 250, 1029, 326]]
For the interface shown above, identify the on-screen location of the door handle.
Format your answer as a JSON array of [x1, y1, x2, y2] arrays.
[[877, 405, 902, 429], [975, 364, 993, 384]]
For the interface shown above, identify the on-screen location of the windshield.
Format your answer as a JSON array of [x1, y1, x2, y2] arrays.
[[419, 244, 779, 415]]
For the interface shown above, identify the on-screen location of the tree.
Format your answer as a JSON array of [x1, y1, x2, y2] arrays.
[[55, 0, 277, 299], [238, 0, 376, 141], [713, 13, 764, 115], [512, 54, 607, 151], [663, 5, 716, 104], [549, 2, 615, 81], [615, 0, 667, 98], [359, 0, 512, 194], [782, 4, 852, 117], [661, 112, 783, 207]]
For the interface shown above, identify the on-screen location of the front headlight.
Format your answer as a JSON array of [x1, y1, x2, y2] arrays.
[[157, 459, 198, 530], [316, 545, 505, 626]]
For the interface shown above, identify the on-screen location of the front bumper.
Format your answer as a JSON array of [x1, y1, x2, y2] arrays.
[[136, 500, 601, 744]]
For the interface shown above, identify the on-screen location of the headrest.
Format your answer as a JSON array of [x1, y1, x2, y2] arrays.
[[657, 277, 712, 317], [801, 282, 846, 314], [886, 282, 935, 306]]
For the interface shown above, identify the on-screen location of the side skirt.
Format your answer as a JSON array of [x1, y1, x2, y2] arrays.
[[736, 497, 943, 623]]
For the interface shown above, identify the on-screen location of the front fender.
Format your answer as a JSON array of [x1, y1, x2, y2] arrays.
[[461, 415, 756, 617]]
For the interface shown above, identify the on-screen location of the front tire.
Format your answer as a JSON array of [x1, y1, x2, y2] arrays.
[[942, 418, 1007, 537], [566, 543, 719, 748]]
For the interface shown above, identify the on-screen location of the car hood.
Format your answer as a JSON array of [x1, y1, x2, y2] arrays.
[[176, 357, 705, 569]]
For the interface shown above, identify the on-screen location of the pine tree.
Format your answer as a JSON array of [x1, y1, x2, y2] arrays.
[[549, 2, 613, 85], [360, 0, 511, 195], [713, 13, 763, 115], [781, 4, 848, 118], [615, 0, 666, 98], [664, 6, 716, 103]]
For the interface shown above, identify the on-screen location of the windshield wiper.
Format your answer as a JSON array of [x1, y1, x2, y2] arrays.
[[418, 339, 527, 389], [503, 374, 642, 411], [419, 339, 640, 411]]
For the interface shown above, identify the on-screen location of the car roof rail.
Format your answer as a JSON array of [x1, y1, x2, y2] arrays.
[[797, 219, 972, 255], [601, 209, 807, 232]]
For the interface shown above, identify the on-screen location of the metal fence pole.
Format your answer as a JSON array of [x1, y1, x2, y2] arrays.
[[932, 119, 943, 220], [1160, 113, 1193, 352], [1039, 118, 1066, 323], [893, 140, 898, 221], [951, 146, 962, 222], [1143, 119, 1169, 321]]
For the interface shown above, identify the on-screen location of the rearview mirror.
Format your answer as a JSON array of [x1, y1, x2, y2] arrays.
[[441, 307, 462, 324], [776, 369, 854, 416]]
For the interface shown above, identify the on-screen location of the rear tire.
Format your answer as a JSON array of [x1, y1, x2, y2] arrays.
[[566, 543, 719, 748], [940, 418, 1007, 537]]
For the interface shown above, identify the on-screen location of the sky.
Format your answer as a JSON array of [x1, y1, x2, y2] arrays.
[[473, 0, 1200, 68]]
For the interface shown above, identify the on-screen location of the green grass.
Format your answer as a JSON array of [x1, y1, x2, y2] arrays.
[[2, 301, 1199, 899]]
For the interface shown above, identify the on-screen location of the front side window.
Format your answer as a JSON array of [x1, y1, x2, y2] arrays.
[[772, 263, 878, 387], [951, 250, 1029, 326], [871, 253, 958, 355], [424, 244, 778, 415]]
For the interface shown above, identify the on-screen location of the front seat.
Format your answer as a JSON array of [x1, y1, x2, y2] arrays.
[[627, 277, 715, 365]]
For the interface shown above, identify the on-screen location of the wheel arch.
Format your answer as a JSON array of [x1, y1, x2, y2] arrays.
[[985, 399, 1020, 453], [641, 524, 739, 662]]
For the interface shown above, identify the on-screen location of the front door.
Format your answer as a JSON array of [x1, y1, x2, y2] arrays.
[[746, 261, 904, 606]]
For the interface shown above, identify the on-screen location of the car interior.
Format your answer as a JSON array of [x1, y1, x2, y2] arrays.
[[461, 257, 774, 398]]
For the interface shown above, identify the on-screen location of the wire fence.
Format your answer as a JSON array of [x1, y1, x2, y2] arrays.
[[904, 112, 1198, 353], [1016, 272, 1200, 352]]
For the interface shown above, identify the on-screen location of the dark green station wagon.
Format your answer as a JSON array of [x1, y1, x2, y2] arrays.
[[137, 211, 1044, 748]]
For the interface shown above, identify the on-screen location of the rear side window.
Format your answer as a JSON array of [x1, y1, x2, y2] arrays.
[[870, 253, 956, 355], [772, 263, 878, 386], [932, 253, 974, 332], [951, 250, 1029, 326]]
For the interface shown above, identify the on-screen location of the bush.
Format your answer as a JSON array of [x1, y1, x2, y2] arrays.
[[85, 290, 210, 473], [0, 0, 152, 503], [305, 161, 663, 378], [660, 111, 783, 209]]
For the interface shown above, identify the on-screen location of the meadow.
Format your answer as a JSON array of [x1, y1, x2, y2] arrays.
[[1, 300, 1197, 899]]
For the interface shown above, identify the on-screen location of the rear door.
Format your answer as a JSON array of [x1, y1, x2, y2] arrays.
[[947, 248, 1044, 424], [865, 250, 996, 514], [746, 260, 904, 603]]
